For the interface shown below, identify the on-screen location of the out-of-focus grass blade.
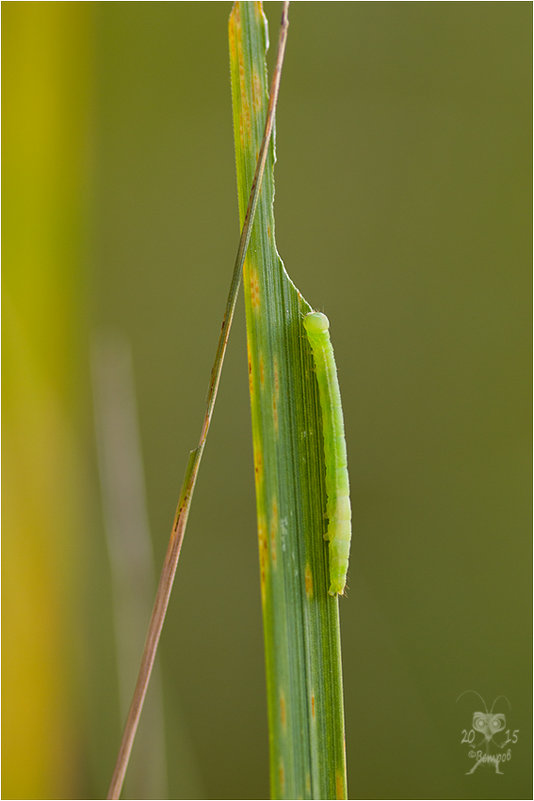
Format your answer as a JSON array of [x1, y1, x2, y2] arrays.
[[229, 4, 347, 799], [2, 4, 90, 797], [91, 333, 168, 799]]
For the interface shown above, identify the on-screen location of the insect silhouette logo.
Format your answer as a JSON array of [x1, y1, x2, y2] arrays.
[[457, 690, 519, 774]]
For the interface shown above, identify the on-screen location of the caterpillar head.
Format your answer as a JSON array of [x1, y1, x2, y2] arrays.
[[304, 312, 330, 336]]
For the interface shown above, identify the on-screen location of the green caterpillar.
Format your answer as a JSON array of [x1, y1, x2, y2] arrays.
[[304, 312, 352, 596]]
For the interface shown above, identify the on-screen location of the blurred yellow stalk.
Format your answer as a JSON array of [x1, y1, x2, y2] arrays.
[[2, 4, 91, 797]]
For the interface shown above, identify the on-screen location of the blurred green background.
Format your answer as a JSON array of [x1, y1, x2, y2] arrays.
[[2, 2, 531, 799]]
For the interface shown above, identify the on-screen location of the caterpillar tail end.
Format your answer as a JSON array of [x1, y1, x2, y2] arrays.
[[328, 580, 346, 597]]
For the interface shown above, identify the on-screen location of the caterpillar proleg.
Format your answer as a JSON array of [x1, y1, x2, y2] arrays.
[[304, 312, 352, 596]]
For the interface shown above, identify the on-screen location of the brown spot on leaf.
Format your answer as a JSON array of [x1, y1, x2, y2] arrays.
[[246, 341, 254, 396], [252, 67, 263, 113], [250, 269, 260, 309], [254, 449, 263, 485], [228, 22, 236, 57], [305, 563, 313, 600], [336, 770, 345, 799]]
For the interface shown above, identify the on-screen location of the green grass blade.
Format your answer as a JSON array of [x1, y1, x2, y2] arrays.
[[229, 4, 348, 799]]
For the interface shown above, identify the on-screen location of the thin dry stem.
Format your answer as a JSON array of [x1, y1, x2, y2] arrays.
[[107, 4, 290, 797]]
